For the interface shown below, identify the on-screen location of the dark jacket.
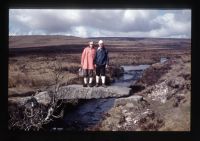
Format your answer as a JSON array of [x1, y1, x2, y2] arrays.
[[94, 47, 109, 66]]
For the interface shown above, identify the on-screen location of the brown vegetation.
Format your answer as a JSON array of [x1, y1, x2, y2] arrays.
[[95, 53, 191, 131], [8, 35, 191, 131]]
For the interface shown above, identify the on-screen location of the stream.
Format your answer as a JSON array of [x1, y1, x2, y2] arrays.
[[112, 65, 150, 87], [47, 64, 150, 131], [48, 57, 167, 131]]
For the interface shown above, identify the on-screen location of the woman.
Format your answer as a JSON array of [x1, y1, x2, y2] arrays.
[[81, 41, 96, 87]]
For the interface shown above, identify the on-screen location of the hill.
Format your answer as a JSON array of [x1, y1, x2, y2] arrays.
[[9, 35, 191, 49]]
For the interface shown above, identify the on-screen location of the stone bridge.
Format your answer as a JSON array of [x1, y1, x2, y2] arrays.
[[8, 85, 132, 106]]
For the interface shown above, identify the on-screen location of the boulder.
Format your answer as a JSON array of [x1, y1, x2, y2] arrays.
[[114, 95, 143, 107], [58, 84, 131, 99], [34, 91, 51, 106], [8, 91, 51, 106], [8, 96, 32, 106], [8, 85, 131, 106]]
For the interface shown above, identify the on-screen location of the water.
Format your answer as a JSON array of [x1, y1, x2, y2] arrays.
[[112, 65, 150, 87], [121, 64, 150, 71], [60, 64, 150, 131], [160, 57, 168, 63], [63, 98, 115, 130]]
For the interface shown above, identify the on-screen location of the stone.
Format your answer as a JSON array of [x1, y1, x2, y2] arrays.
[[58, 84, 131, 99], [34, 91, 51, 106], [114, 95, 143, 107], [8, 84, 131, 106], [125, 103, 134, 108], [8, 91, 51, 106], [175, 94, 185, 101], [8, 96, 32, 106], [167, 77, 185, 89]]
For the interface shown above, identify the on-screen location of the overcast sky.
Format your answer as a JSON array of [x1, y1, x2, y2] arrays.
[[9, 9, 191, 38]]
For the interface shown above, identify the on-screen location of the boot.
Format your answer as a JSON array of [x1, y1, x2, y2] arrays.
[[89, 83, 93, 87], [102, 83, 107, 88], [83, 83, 87, 87], [101, 76, 106, 88], [96, 76, 100, 87], [83, 77, 88, 87], [95, 83, 100, 87], [88, 77, 93, 87]]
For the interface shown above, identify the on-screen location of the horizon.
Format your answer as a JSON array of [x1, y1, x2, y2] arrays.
[[9, 35, 191, 40]]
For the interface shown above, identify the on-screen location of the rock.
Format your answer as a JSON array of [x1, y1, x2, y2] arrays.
[[34, 91, 51, 106], [108, 66, 124, 78], [8, 96, 32, 106], [167, 77, 185, 89], [125, 103, 134, 108], [126, 117, 132, 122], [58, 84, 131, 99], [114, 95, 143, 107], [176, 94, 185, 97], [8, 91, 51, 107], [8, 89, 35, 98], [147, 81, 169, 103], [8, 85, 131, 106]]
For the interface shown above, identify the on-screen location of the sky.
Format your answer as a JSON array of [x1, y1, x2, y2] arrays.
[[9, 9, 191, 38]]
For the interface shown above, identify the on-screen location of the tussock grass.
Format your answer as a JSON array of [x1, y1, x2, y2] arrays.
[[9, 48, 189, 97]]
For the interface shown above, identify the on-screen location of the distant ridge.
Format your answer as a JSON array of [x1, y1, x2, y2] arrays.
[[9, 35, 191, 51], [9, 35, 90, 48], [87, 37, 190, 41]]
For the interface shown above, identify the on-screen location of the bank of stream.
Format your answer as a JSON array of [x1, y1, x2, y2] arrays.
[[45, 58, 167, 131]]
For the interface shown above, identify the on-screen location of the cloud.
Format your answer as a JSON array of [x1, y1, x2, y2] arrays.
[[121, 10, 161, 32], [9, 9, 191, 38], [149, 11, 191, 38], [71, 26, 88, 37]]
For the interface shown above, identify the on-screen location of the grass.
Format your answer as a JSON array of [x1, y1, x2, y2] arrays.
[[9, 54, 80, 96], [91, 52, 191, 131], [9, 47, 190, 97], [8, 36, 191, 131]]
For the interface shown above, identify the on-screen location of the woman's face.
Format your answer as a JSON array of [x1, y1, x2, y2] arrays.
[[89, 43, 93, 48]]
